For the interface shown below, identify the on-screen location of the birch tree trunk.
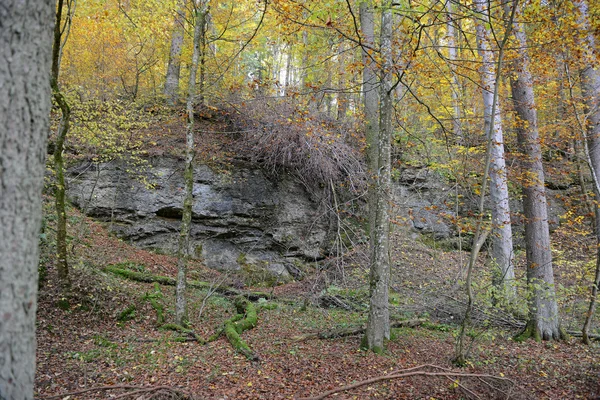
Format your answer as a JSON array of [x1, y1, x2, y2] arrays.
[[0, 1, 53, 398], [474, 0, 515, 299], [176, 0, 207, 326], [573, 0, 600, 345], [363, 3, 392, 353], [508, 5, 562, 340], [164, 0, 187, 106]]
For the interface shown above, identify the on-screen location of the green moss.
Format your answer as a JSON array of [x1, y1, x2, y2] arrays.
[[56, 298, 70, 310], [117, 305, 136, 322], [371, 345, 384, 354], [359, 335, 369, 351]]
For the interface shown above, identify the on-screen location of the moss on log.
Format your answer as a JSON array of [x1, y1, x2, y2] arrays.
[[105, 266, 272, 300]]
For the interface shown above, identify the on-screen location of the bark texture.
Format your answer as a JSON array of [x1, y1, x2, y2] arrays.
[[508, 10, 561, 340], [164, 0, 187, 106], [573, 0, 600, 344], [364, 4, 393, 352], [0, 1, 54, 398], [474, 0, 515, 298]]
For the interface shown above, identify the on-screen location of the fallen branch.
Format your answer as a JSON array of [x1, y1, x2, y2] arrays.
[[567, 330, 600, 341], [105, 266, 272, 300], [40, 384, 195, 400], [292, 318, 425, 342], [297, 364, 515, 400]]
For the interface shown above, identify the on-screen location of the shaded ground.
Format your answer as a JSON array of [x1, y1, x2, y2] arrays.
[[35, 205, 600, 399]]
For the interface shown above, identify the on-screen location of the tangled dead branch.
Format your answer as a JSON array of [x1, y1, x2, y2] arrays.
[[227, 98, 366, 195], [297, 364, 516, 400]]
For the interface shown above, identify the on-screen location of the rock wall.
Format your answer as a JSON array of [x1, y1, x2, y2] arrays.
[[67, 158, 329, 280]]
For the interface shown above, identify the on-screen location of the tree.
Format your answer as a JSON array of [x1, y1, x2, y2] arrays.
[[51, 0, 74, 291], [507, 1, 563, 341], [176, 0, 209, 326], [445, 0, 462, 143], [0, 1, 54, 398], [164, 0, 188, 105], [474, 0, 515, 299], [363, 1, 393, 353], [573, 0, 600, 345]]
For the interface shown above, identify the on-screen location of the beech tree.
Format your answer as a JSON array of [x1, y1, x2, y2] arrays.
[[507, 2, 563, 341], [363, 1, 393, 353], [474, 0, 515, 299], [573, 0, 600, 345], [0, 1, 54, 398]]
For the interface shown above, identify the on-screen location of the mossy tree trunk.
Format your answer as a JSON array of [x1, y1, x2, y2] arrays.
[[51, 0, 73, 291], [176, 0, 208, 327], [0, 1, 54, 397], [363, 3, 392, 353]]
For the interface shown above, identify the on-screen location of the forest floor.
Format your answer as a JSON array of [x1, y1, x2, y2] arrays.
[[34, 204, 600, 400]]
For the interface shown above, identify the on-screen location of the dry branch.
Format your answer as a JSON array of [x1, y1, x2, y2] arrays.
[[40, 385, 196, 400], [297, 364, 515, 400], [292, 318, 425, 342]]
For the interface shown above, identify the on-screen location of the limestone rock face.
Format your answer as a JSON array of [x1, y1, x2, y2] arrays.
[[67, 158, 329, 280]]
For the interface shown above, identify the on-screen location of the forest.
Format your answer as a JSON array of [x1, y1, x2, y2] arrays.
[[1, 0, 600, 398]]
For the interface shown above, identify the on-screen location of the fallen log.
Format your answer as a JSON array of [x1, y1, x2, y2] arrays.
[[292, 318, 426, 342], [105, 266, 272, 301]]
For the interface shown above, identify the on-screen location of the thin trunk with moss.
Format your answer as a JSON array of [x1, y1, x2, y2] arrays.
[[51, 0, 72, 290], [176, 0, 207, 326]]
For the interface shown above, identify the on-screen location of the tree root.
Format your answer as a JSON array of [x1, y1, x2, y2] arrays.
[[160, 323, 205, 344], [219, 297, 259, 360], [105, 265, 272, 300], [297, 364, 515, 400], [292, 318, 425, 342]]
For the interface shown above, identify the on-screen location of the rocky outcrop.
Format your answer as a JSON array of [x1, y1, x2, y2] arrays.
[[67, 158, 329, 280]]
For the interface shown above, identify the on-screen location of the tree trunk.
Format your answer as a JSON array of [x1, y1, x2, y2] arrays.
[[51, 0, 72, 291], [445, 0, 462, 143], [337, 42, 348, 120], [508, 6, 562, 340], [363, 3, 392, 353], [359, 1, 379, 170], [474, 0, 515, 300], [0, 1, 54, 398], [176, 0, 207, 327], [164, 0, 187, 106], [573, 0, 600, 345]]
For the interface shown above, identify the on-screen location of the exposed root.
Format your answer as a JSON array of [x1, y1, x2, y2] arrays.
[[221, 297, 259, 360]]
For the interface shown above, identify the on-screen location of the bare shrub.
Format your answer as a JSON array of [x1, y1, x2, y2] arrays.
[[227, 97, 366, 195]]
